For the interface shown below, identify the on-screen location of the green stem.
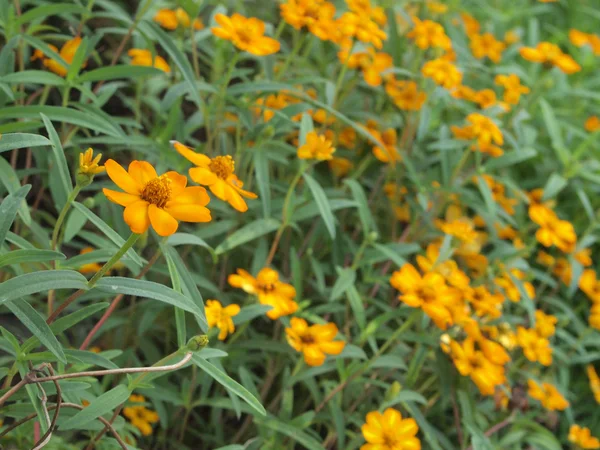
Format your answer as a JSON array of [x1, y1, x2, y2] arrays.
[[51, 185, 81, 250], [450, 149, 471, 186], [275, 33, 307, 81], [87, 233, 140, 288], [332, 41, 355, 107]]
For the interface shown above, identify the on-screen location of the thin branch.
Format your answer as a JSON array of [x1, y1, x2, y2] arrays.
[[32, 365, 62, 450], [0, 377, 28, 407], [85, 403, 124, 450], [465, 412, 517, 450]]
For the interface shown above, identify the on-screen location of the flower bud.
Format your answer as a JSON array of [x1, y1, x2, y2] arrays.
[[186, 334, 209, 352]]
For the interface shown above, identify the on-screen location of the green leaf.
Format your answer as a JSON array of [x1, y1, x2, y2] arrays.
[[5, 299, 66, 363], [42, 113, 73, 208], [255, 416, 323, 450], [77, 65, 166, 83], [61, 384, 130, 430], [0, 184, 31, 243], [0, 106, 124, 137], [330, 267, 356, 301], [542, 173, 567, 200], [215, 218, 281, 255], [0, 270, 88, 307], [299, 113, 314, 146], [539, 99, 569, 166], [372, 243, 407, 267], [253, 148, 271, 218], [0, 159, 31, 226], [95, 277, 205, 320], [0, 249, 65, 268], [344, 179, 376, 236], [139, 21, 203, 108], [66, 37, 89, 81], [192, 355, 266, 416], [232, 304, 273, 325], [167, 232, 215, 260], [476, 176, 496, 219], [0, 133, 52, 153], [1, 70, 66, 86], [302, 173, 336, 239], [346, 285, 366, 329], [72, 202, 143, 267], [484, 147, 537, 170], [21, 35, 68, 72], [15, 3, 88, 26], [382, 390, 428, 408]]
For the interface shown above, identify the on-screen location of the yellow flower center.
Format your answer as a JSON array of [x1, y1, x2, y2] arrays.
[[258, 281, 276, 293], [300, 334, 315, 345], [209, 155, 235, 180], [141, 175, 172, 208]]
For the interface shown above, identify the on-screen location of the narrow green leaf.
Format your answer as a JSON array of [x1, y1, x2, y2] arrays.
[[255, 416, 323, 450], [484, 147, 537, 170], [476, 176, 496, 219], [15, 3, 88, 26], [42, 113, 72, 208], [192, 355, 266, 416], [0, 184, 31, 243], [215, 218, 281, 255], [344, 179, 377, 236], [330, 267, 356, 301], [253, 148, 271, 218], [302, 173, 336, 239], [77, 65, 165, 83], [542, 173, 568, 200], [299, 113, 314, 146], [61, 384, 130, 430], [0, 270, 88, 307], [5, 299, 66, 363], [0, 133, 51, 153], [0, 159, 31, 226], [1, 70, 66, 86], [0, 249, 65, 268], [539, 99, 569, 166], [95, 277, 205, 320]]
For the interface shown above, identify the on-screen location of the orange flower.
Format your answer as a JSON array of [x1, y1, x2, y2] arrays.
[[360, 408, 421, 450], [386, 79, 427, 111], [297, 131, 336, 160], [285, 317, 345, 366], [123, 395, 159, 436], [469, 33, 505, 63], [528, 203, 577, 253], [228, 268, 298, 320], [527, 379, 569, 411], [371, 128, 401, 164], [31, 37, 86, 77], [587, 365, 600, 404], [452, 113, 503, 156], [517, 326, 552, 366], [281, 0, 338, 41], [78, 148, 105, 176], [328, 157, 353, 177], [494, 74, 529, 105], [585, 116, 600, 132], [128, 49, 171, 73], [337, 11, 387, 49], [78, 247, 103, 274], [212, 13, 280, 56], [421, 58, 462, 89], [205, 300, 240, 341], [103, 160, 211, 236], [569, 425, 600, 449], [154, 8, 203, 30], [519, 42, 581, 74], [569, 29, 600, 55], [174, 142, 257, 212], [407, 17, 452, 51]]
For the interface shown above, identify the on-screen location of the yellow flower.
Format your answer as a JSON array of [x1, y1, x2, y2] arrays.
[[174, 142, 258, 212], [285, 317, 345, 366], [569, 29, 600, 55], [407, 17, 452, 51], [585, 116, 600, 132], [78, 247, 103, 274], [128, 49, 171, 73], [527, 379, 569, 411], [460, 13, 480, 38], [228, 268, 298, 320], [587, 365, 600, 404], [371, 128, 400, 164], [504, 30, 520, 44], [328, 157, 354, 177], [123, 395, 159, 436], [516, 326, 552, 366], [297, 131, 336, 160], [465, 285, 504, 319], [519, 42, 581, 74], [426, 1, 448, 14], [385, 79, 427, 111], [337, 11, 387, 49], [449, 337, 506, 396], [576, 248, 593, 266], [78, 148, 105, 176], [494, 268, 535, 302], [31, 37, 86, 77], [340, 46, 393, 87], [534, 310, 557, 338], [495, 74, 530, 105], [435, 217, 478, 243], [390, 264, 460, 330], [205, 300, 240, 341], [103, 159, 211, 236], [281, 0, 338, 41], [360, 408, 421, 450], [154, 8, 203, 30], [452, 113, 504, 157], [528, 203, 577, 253], [346, 0, 387, 26], [469, 33, 505, 63], [421, 58, 462, 89], [570, 425, 600, 449], [580, 269, 600, 303], [212, 13, 280, 56]]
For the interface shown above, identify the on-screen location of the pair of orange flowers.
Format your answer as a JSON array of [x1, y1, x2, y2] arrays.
[[103, 143, 257, 236]]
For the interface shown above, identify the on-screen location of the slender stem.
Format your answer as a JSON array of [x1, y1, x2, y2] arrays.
[[50, 185, 81, 250], [275, 33, 307, 81], [87, 233, 140, 288], [332, 41, 355, 107]]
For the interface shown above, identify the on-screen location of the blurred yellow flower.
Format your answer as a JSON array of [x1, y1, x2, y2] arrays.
[[212, 13, 280, 55], [585, 116, 600, 132], [449, 337, 506, 395], [517, 326, 552, 366], [206, 300, 240, 341], [407, 17, 452, 51], [103, 160, 211, 236], [520, 42, 581, 74], [174, 142, 258, 212], [528, 203, 577, 253], [534, 310, 557, 338], [421, 58, 462, 89], [338, 11, 387, 49], [494, 74, 530, 105], [470, 32, 505, 62], [360, 408, 420, 450], [285, 317, 345, 366], [569, 29, 600, 55], [228, 268, 298, 320], [123, 395, 159, 436], [31, 37, 86, 77], [328, 157, 354, 177], [527, 379, 569, 411], [586, 365, 600, 404], [297, 131, 336, 160], [78, 247, 103, 274], [386, 79, 427, 111], [154, 8, 204, 30], [371, 128, 400, 164], [569, 425, 600, 449], [128, 49, 171, 73]]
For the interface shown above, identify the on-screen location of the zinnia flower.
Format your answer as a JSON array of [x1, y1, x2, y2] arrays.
[[174, 142, 257, 212], [360, 408, 421, 450], [205, 299, 240, 341], [228, 267, 298, 319], [297, 131, 336, 160], [103, 160, 211, 236], [212, 13, 280, 56], [285, 317, 345, 366]]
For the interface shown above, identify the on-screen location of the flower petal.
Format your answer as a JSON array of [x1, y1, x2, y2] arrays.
[[164, 204, 211, 223], [148, 204, 179, 236], [103, 188, 140, 207], [174, 142, 211, 167], [123, 200, 150, 234], [190, 167, 219, 186], [128, 161, 157, 186], [105, 159, 141, 195]]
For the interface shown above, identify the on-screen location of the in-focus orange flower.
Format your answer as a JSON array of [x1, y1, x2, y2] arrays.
[[154, 8, 204, 30], [421, 58, 462, 89], [297, 131, 336, 160], [205, 300, 240, 340], [228, 268, 298, 319], [212, 13, 280, 56], [585, 116, 600, 132], [527, 379, 569, 411], [128, 49, 171, 73], [174, 142, 258, 212], [360, 408, 421, 450], [31, 37, 86, 77], [285, 317, 345, 366], [569, 425, 600, 449], [103, 160, 211, 236]]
